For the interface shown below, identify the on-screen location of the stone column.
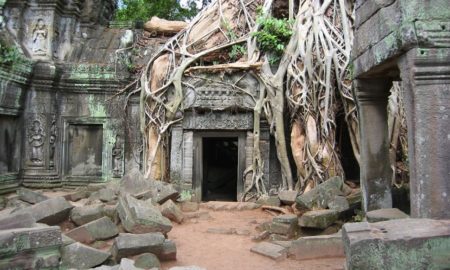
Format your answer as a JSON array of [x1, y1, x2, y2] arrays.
[[398, 48, 450, 219], [354, 78, 393, 212]]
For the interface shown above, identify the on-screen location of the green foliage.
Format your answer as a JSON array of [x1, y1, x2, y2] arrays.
[[0, 41, 27, 65], [252, 11, 293, 62], [115, 0, 199, 22], [229, 44, 246, 60], [179, 190, 192, 202]]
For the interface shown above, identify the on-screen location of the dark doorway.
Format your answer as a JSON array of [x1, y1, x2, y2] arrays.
[[202, 137, 238, 201], [336, 113, 360, 182]]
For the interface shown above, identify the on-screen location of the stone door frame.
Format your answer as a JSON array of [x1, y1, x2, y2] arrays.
[[192, 131, 246, 202]]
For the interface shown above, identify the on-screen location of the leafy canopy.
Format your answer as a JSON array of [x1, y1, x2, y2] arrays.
[[115, 0, 202, 21]]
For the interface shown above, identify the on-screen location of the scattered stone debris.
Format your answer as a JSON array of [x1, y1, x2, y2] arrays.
[[61, 242, 110, 269], [250, 242, 288, 261], [161, 199, 185, 224], [206, 227, 237, 235], [99, 187, 117, 203], [70, 204, 105, 226], [112, 232, 166, 261], [0, 212, 36, 230], [296, 176, 346, 210], [366, 208, 409, 222], [278, 190, 298, 205], [134, 253, 161, 269], [66, 216, 119, 244], [256, 195, 281, 207], [180, 201, 200, 212]]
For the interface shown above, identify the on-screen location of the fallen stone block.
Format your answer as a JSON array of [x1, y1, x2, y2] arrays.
[[270, 214, 299, 238], [296, 176, 344, 210], [61, 242, 110, 269], [70, 204, 105, 226], [99, 188, 117, 203], [252, 230, 270, 242], [0, 226, 62, 269], [257, 195, 281, 207], [135, 253, 161, 269], [299, 210, 338, 229], [159, 239, 177, 261], [270, 222, 296, 237], [15, 197, 73, 225], [366, 208, 409, 223], [16, 187, 49, 204], [66, 216, 119, 244], [206, 227, 236, 235], [289, 233, 344, 260], [112, 232, 165, 261], [64, 187, 90, 202], [343, 219, 450, 270], [117, 194, 172, 234], [327, 196, 350, 212], [62, 234, 76, 246], [103, 204, 119, 223], [269, 234, 291, 241], [161, 199, 184, 224], [250, 242, 287, 261], [278, 190, 298, 205], [0, 212, 36, 230]]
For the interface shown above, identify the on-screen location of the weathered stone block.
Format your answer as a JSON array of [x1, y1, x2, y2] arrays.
[[299, 210, 338, 229], [117, 194, 172, 234], [66, 216, 119, 244], [99, 187, 117, 203], [256, 195, 281, 207], [160, 199, 184, 224], [135, 253, 161, 269], [289, 234, 344, 260], [119, 258, 144, 270], [278, 190, 298, 205], [70, 204, 105, 226], [159, 239, 177, 261], [15, 197, 73, 225], [250, 242, 287, 261], [343, 219, 450, 270], [0, 212, 36, 230], [16, 187, 49, 204], [327, 196, 350, 212], [366, 208, 409, 223], [0, 226, 62, 269], [61, 242, 110, 269], [112, 232, 165, 261], [296, 177, 344, 210]]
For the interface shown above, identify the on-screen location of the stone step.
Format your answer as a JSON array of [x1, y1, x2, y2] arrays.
[[202, 201, 261, 211], [250, 242, 288, 261], [288, 233, 344, 260]]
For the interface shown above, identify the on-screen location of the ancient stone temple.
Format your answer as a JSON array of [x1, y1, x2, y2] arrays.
[[0, 0, 143, 191]]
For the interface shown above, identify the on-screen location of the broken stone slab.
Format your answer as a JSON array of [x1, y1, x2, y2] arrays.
[[6, 195, 32, 210], [87, 183, 108, 192], [117, 194, 172, 234], [120, 168, 150, 195], [61, 242, 110, 269], [0, 212, 36, 230], [342, 219, 450, 270], [250, 242, 288, 261], [111, 232, 165, 261], [66, 216, 119, 244], [62, 234, 76, 246], [299, 210, 338, 229], [99, 188, 117, 203], [278, 190, 298, 205], [161, 199, 184, 224], [103, 204, 119, 224], [203, 201, 260, 211], [289, 233, 344, 260], [135, 253, 161, 269], [270, 215, 298, 237], [70, 204, 105, 226], [366, 208, 409, 223], [16, 187, 49, 204], [0, 226, 62, 269], [327, 196, 350, 212], [119, 258, 144, 270], [296, 176, 344, 210], [256, 195, 281, 207], [252, 230, 270, 242], [206, 227, 237, 235], [14, 197, 73, 225], [269, 234, 291, 241]]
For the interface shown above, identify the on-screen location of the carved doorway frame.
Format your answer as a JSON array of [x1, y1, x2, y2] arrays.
[[193, 131, 246, 202]]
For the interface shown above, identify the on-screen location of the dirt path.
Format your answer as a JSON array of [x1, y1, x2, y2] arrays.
[[161, 207, 345, 270]]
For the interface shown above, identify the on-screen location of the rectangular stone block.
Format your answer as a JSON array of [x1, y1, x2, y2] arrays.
[[289, 234, 344, 260], [343, 219, 450, 270]]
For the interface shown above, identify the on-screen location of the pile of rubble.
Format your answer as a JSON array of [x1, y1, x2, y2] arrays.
[[0, 169, 193, 270]]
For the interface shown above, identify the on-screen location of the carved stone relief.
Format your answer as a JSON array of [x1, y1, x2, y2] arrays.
[[5, 7, 21, 38], [31, 19, 48, 56], [112, 134, 123, 177], [27, 117, 46, 166], [183, 112, 253, 130], [49, 115, 57, 169]]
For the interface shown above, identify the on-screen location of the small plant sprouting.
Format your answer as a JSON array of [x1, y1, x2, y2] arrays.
[[229, 44, 246, 61], [0, 42, 28, 65]]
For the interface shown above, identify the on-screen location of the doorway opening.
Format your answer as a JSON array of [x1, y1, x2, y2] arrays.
[[202, 137, 238, 201]]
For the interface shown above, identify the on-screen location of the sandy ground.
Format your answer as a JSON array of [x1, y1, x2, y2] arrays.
[[161, 208, 345, 270]]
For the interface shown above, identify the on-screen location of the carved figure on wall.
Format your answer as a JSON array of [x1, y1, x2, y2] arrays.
[[112, 135, 123, 177], [32, 19, 48, 56], [49, 116, 57, 169], [28, 119, 45, 164], [6, 8, 20, 37]]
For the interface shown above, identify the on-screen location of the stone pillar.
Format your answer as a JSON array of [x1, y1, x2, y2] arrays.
[[398, 48, 450, 219], [354, 79, 393, 212]]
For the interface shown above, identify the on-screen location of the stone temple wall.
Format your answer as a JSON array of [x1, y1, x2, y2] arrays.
[[0, 0, 167, 192]]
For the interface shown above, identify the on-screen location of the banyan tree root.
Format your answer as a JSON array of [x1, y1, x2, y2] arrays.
[[144, 17, 188, 35], [128, 0, 362, 199]]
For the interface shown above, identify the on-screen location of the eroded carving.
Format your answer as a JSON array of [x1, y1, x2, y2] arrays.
[[28, 119, 45, 165], [112, 134, 123, 177], [32, 19, 48, 56], [49, 115, 57, 169]]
